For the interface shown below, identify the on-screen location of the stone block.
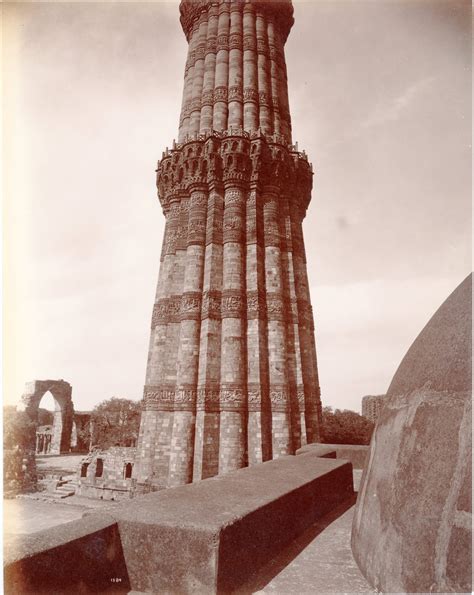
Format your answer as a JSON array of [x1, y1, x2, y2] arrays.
[[105, 451, 353, 593], [297, 443, 369, 469], [4, 516, 130, 593]]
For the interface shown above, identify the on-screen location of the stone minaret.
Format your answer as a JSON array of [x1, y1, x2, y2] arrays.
[[134, 0, 322, 493]]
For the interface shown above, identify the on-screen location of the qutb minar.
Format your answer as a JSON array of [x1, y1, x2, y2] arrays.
[[134, 0, 322, 492]]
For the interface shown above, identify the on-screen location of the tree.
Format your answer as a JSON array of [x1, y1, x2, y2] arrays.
[[320, 406, 374, 445], [90, 397, 141, 449], [3, 406, 37, 450]]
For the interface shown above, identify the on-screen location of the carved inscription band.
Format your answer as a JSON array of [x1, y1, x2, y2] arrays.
[[143, 383, 300, 412], [151, 292, 313, 326]]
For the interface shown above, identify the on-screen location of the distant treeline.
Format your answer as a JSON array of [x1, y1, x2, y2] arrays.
[[320, 406, 374, 445]]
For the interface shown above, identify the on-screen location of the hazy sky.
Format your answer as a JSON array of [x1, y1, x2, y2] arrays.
[[3, 0, 471, 413]]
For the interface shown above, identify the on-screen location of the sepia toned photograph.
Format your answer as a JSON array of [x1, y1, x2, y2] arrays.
[[2, 0, 471, 593]]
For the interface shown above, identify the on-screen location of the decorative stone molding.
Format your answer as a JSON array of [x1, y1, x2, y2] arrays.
[[143, 385, 176, 410], [266, 294, 286, 321], [157, 133, 313, 218], [201, 290, 222, 320], [180, 292, 202, 321], [228, 33, 242, 50], [196, 387, 220, 411], [174, 386, 198, 410], [213, 86, 228, 103], [221, 290, 245, 318], [247, 291, 267, 319], [220, 384, 246, 410], [269, 385, 290, 412]]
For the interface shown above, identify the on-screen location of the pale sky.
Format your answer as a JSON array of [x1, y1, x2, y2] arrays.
[[3, 0, 471, 413]]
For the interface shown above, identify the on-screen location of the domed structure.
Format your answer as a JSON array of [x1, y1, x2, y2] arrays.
[[352, 274, 472, 593]]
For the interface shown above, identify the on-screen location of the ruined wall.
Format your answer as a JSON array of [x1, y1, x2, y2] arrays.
[[352, 274, 472, 593], [77, 447, 136, 501], [361, 394, 385, 423], [18, 380, 74, 455]]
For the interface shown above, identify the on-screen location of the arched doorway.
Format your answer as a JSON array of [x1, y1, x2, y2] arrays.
[[17, 380, 74, 455]]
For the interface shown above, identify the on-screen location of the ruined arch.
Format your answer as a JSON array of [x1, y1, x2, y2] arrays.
[[17, 380, 74, 455]]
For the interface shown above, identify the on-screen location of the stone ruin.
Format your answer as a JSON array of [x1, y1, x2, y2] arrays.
[[76, 447, 136, 501], [17, 379, 91, 456], [4, 380, 92, 497], [352, 274, 472, 593], [17, 379, 74, 455], [361, 394, 386, 423]]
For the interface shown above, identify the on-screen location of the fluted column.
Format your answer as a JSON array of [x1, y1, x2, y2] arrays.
[[268, 19, 291, 141], [228, 3, 243, 129], [168, 187, 208, 486], [242, 4, 259, 132], [246, 185, 271, 464], [213, 3, 230, 130], [291, 205, 321, 443], [266, 17, 281, 136], [134, 198, 181, 490], [275, 27, 292, 142], [194, 183, 224, 480], [219, 181, 247, 474], [263, 185, 292, 456], [280, 189, 303, 449], [256, 10, 273, 134], [189, 18, 208, 136], [200, 3, 218, 133], [179, 23, 199, 142]]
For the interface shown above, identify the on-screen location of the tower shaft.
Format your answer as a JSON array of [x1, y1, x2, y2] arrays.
[[135, 0, 321, 492]]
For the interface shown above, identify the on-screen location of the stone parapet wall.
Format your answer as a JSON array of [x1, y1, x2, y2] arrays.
[[5, 451, 354, 594]]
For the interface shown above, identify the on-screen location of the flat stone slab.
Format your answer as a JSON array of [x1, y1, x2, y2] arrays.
[[297, 443, 369, 469], [250, 503, 374, 594], [100, 452, 353, 593], [4, 514, 130, 593]]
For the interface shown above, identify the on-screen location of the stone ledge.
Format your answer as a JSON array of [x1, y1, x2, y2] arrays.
[[297, 443, 370, 469], [4, 453, 353, 594], [4, 515, 130, 593], [103, 452, 354, 593]]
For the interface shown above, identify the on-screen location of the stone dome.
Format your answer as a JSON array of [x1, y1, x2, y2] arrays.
[[351, 274, 472, 593]]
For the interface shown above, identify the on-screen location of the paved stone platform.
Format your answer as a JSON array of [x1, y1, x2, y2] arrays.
[[4, 496, 119, 539], [249, 504, 373, 594], [36, 453, 85, 474], [238, 470, 374, 594], [4, 499, 85, 536]]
